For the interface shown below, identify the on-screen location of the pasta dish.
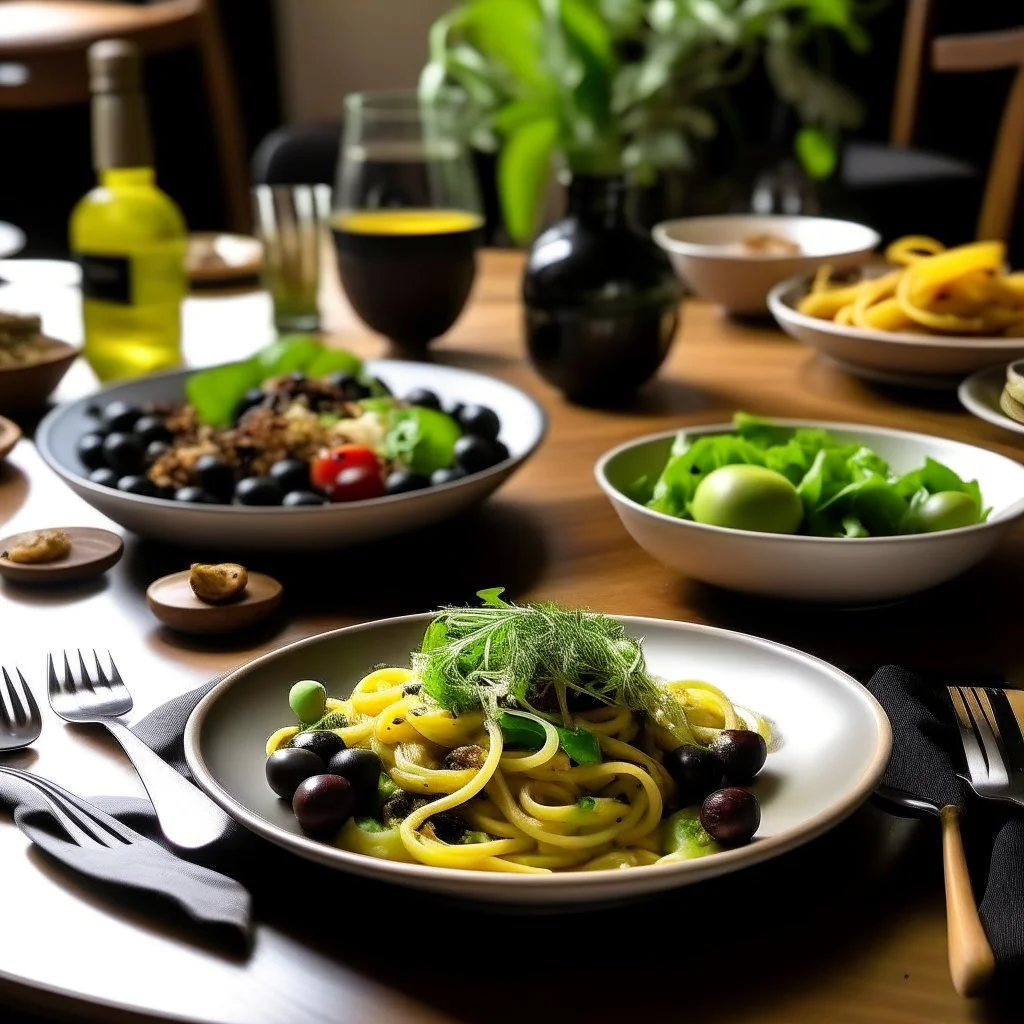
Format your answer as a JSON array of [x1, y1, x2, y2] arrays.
[[797, 235, 1024, 337], [265, 591, 771, 873]]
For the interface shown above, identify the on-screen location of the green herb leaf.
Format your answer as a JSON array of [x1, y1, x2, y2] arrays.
[[497, 117, 559, 244], [185, 357, 262, 428], [795, 126, 837, 180], [383, 406, 461, 474], [355, 817, 385, 833], [496, 711, 603, 765], [662, 806, 720, 859]]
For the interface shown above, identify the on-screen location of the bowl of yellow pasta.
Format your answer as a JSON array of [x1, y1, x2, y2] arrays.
[[768, 236, 1024, 387], [183, 599, 890, 908]]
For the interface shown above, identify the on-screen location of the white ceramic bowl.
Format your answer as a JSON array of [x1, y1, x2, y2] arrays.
[[184, 611, 890, 908], [36, 360, 547, 551], [768, 276, 1024, 388], [652, 214, 880, 315], [958, 362, 1024, 437], [595, 419, 1024, 604]]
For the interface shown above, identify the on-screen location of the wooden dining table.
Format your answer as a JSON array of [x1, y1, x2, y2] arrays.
[[1, 248, 1022, 1024]]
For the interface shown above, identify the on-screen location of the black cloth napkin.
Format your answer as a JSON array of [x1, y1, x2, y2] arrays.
[[0, 676, 255, 949], [866, 665, 1024, 977]]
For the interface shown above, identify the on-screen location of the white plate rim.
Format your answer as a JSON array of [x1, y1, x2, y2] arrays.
[[35, 360, 548, 516], [184, 611, 892, 893], [958, 364, 1024, 437], [594, 417, 1024, 542], [768, 275, 1024, 352]]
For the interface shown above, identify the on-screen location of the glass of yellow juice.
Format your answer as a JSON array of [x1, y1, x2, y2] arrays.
[[332, 90, 484, 352]]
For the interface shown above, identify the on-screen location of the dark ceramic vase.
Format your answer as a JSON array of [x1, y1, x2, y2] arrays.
[[523, 174, 682, 406]]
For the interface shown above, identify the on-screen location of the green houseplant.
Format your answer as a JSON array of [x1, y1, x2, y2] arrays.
[[420, 0, 879, 244]]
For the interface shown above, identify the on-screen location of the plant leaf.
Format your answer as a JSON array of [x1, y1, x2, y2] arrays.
[[795, 125, 837, 179], [497, 117, 558, 243]]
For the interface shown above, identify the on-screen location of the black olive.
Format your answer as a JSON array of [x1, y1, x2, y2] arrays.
[[85, 402, 102, 419], [266, 747, 325, 800], [76, 433, 107, 471], [282, 490, 328, 507], [663, 744, 726, 806], [292, 774, 355, 836], [709, 729, 768, 784], [700, 787, 760, 846], [446, 401, 465, 421], [384, 469, 430, 495], [403, 387, 441, 410], [453, 435, 502, 475], [430, 466, 466, 486], [194, 454, 234, 500], [233, 386, 267, 422], [174, 486, 218, 504], [102, 432, 145, 475], [88, 467, 119, 488], [144, 440, 171, 466], [457, 404, 501, 441], [429, 811, 469, 844], [292, 730, 347, 762], [100, 400, 141, 433], [493, 440, 510, 463], [327, 748, 384, 815], [325, 371, 371, 401], [116, 474, 160, 497], [234, 476, 284, 506], [132, 414, 171, 445], [269, 458, 310, 493]]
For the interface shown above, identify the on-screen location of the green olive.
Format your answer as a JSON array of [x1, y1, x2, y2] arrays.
[[907, 491, 980, 533], [690, 464, 803, 534], [289, 679, 327, 725]]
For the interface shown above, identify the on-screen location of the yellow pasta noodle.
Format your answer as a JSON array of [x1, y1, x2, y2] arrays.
[[267, 664, 771, 874], [797, 235, 1024, 337]]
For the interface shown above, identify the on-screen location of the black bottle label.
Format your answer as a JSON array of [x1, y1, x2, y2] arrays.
[[78, 254, 132, 304]]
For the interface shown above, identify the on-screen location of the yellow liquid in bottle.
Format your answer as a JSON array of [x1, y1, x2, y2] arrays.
[[70, 167, 187, 381]]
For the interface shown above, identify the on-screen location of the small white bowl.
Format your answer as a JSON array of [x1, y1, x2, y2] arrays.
[[595, 419, 1024, 604], [652, 214, 880, 315], [769, 276, 1024, 388]]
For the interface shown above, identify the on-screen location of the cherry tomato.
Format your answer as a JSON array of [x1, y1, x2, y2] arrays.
[[310, 444, 379, 493], [325, 464, 385, 502]]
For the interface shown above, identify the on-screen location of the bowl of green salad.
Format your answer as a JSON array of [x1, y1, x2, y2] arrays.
[[595, 412, 1024, 603]]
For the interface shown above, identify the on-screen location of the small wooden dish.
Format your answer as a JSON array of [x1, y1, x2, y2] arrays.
[[146, 569, 283, 634], [0, 338, 80, 416], [0, 526, 123, 585], [0, 415, 20, 460]]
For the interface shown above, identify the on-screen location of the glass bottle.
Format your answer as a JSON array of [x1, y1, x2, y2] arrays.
[[70, 38, 188, 381]]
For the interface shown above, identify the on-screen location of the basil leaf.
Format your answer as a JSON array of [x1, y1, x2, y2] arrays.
[[496, 712, 602, 765], [384, 406, 461, 474]]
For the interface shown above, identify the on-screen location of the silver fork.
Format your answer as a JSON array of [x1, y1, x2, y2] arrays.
[[0, 665, 41, 752], [948, 684, 1024, 809], [48, 650, 232, 850], [0, 762, 153, 851]]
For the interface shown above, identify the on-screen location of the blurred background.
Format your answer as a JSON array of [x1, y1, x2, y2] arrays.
[[0, 0, 1021, 259]]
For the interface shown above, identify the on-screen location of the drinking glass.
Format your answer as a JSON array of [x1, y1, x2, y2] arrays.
[[252, 183, 330, 333], [331, 90, 484, 351]]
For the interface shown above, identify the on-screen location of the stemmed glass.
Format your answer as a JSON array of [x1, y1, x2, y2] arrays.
[[331, 90, 484, 353]]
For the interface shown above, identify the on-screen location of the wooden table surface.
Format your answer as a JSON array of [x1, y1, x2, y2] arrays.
[[1, 249, 1022, 1024]]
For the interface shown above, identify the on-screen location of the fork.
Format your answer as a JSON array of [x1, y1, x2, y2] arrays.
[[48, 650, 232, 850], [0, 762, 153, 851], [948, 685, 1024, 809], [0, 665, 41, 752]]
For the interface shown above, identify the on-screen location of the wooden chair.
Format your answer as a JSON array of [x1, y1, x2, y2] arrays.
[[840, 1, 1023, 246], [0, 0, 250, 232]]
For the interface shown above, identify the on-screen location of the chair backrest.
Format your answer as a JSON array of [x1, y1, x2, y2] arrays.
[[889, 2, 1024, 242], [931, 27, 1024, 243]]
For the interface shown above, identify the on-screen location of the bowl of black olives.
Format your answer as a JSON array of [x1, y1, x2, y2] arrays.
[[35, 357, 547, 551]]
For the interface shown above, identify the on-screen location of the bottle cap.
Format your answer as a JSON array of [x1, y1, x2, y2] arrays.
[[88, 38, 142, 94]]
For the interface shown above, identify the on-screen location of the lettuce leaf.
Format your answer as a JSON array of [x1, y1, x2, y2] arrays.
[[645, 413, 988, 538]]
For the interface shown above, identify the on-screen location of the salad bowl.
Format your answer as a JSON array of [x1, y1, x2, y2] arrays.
[[595, 419, 1024, 604], [184, 610, 890, 908], [36, 359, 547, 551]]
